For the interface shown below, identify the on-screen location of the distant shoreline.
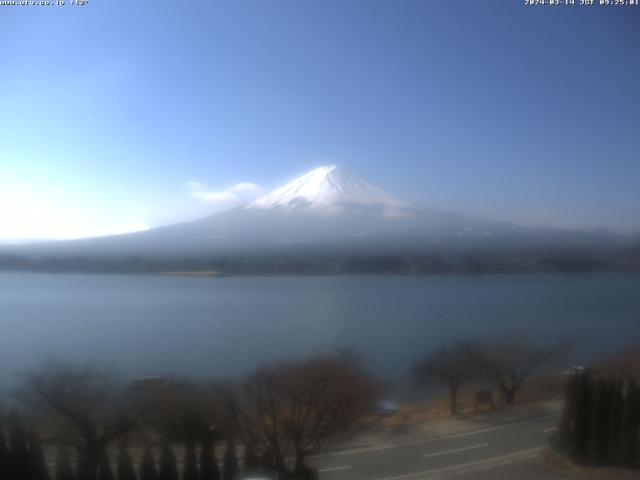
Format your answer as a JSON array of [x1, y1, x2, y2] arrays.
[[1, 269, 640, 279], [156, 270, 220, 277]]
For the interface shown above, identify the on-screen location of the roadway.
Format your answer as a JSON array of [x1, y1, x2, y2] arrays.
[[310, 413, 568, 480]]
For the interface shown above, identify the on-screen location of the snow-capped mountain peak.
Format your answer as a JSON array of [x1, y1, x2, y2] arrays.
[[246, 165, 407, 212]]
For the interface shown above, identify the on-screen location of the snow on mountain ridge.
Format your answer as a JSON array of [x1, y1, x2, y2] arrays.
[[247, 165, 407, 212]]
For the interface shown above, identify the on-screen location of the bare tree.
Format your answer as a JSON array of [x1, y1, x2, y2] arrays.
[[481, 335, 567, 404], [139, 379, 220, 443], [597, 341, 640, 377], [225, 364, 290, 477], [414, 340, 484, 415], [18, 361, 138, 480], [284, 353, 377, 475], [228, 352, 378, 479]]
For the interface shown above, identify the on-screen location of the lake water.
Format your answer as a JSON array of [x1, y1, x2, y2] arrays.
[[1, 272, 639, 388]]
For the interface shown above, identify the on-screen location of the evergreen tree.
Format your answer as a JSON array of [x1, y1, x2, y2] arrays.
[[558, 371, 579, 452], [0, 425, 8, 480], [295, 464, 318, 480], [606, 377, 624, 466], [198, 436, 219, 480], [221, 439, 238, 480], [54, 446, 74, 480], [242, 444, 259, 478], [139, 444, 156, 480], [632, 379, 640, 468], [619, 378, 640, 468], [117, 443, 136, 480], [28, 430, 51, 480], [9, 411, 30, 480], [587, 376, 609, 466], [98, 452, 114, 480], [158, 441, 178, 480], [183, 440, 198, 480], [258, 451, 274, 476], [570, 369, 591, 464], [600, 377, 614, 463], [76, 454, 95, 480]]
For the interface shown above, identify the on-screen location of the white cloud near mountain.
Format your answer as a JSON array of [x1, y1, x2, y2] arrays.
[[186, 180, 266, 206]]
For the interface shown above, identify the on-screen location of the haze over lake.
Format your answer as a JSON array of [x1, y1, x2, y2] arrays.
[[2, 272, 639, 388]]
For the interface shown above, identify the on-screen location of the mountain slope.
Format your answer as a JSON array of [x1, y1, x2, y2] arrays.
[[0, 165, 631, 261]]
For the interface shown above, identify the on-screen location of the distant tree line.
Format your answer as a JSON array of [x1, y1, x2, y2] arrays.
[[557, 368, 640, 469], [1, 249, 638, 276], [0, 352, 379, 480]]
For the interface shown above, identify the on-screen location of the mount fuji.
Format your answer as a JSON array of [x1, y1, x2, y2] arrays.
[[1, 165, 634, 273], [246, 165, 408, 213]]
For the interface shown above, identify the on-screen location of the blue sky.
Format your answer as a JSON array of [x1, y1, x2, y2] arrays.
[[1, 0, 639, 240]]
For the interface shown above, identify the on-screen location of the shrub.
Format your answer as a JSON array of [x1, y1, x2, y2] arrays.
[[199, 436, 219, 480], [183, 440, 198, 480], [139, 444, 156, 480], [54, 446, 74, 480], [222, 439, 238, 480], [117, 443, 136, 480], [158, 441, 178, 480]]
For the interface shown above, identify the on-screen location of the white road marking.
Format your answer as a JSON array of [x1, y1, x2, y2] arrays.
[[373, 446, 544, 480], [328, 413, 558, 458], [330, 444, 404, 456], [307, 412, 560, 458], [423, 443, 487, 458], [319, 465, 352, 472], [542, 427, 558, 433], [422, 415, 558, 443]]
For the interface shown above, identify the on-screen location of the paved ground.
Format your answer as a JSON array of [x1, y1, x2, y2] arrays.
[[309, 411, 570, 480]]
